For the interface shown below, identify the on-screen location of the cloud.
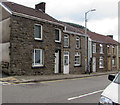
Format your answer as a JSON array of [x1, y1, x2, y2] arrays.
[[7, 0, 119, 41], [88, 18, 118, 40]]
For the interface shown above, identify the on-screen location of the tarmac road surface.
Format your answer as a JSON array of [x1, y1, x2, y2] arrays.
[[2, 75, 111, 104]]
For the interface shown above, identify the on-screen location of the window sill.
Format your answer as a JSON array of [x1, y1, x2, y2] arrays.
[[74, 64, 81, 67], [55, 40, 61, 43], [76, 47, 81, 49], [64, 46, 70, 48], [99, 66, 104, 69], [32, 65, 44, 68], [34, 38, 43, 41]]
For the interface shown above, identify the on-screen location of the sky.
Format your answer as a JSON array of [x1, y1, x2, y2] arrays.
[[6, 0, 119, 41]]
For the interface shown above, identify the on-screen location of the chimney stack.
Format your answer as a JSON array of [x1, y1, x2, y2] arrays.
[[107, 35, 113, 39], [35, 2, 46, 13]]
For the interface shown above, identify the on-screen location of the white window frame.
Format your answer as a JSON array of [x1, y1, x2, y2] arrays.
[[112, 57, 116, 66], [34, 24, 43, 40], [55, 28, 61, 43], [74, 52, 81, 66], [32, 49, 44, 67], [76, 37, 80, 49], [64, 51, 69, 65], [92, 43, 96, 53], [64, 34, 69, 47], [99, 56, 104, 68], [107, 45, 110, 53], [112, 46, 115, 54], [100, 44, 103, 54]]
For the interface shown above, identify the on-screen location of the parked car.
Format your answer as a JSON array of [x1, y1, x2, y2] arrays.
[[99, 72, 120, 105]]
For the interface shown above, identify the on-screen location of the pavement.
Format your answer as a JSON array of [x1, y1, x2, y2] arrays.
[[0, 70, 119, 84]]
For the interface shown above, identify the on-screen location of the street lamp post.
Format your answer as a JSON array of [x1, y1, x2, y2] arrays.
[[84, 9, 96, 74], [85, 9, 96, 35]]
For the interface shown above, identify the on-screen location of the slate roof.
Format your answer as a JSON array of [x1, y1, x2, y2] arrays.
[[2, 2, 119, 45], [87, 31, 118, 44], [2, 2, 61, 24], [61, 22, 83, 34], [63, 22, 118, 45]]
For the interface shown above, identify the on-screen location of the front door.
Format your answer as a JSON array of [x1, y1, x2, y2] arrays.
[[119, 57, 120, 69], [108, 57, 111, 71], [63, 51, 69, 74], [55, 51, 59, 73], [92, 57, 96, 72]]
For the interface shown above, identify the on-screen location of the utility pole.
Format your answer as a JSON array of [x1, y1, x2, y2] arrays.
[[84, 9, 96, 73]]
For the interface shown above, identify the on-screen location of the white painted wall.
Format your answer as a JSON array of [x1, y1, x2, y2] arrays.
[[88, 37, 92, 62], [0, 18, 10, 43], [0, 43, 10, 65], [0, 5, 11, 65]]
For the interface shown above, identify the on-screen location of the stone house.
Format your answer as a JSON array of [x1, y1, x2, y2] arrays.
[[63, 23, 119, 73], [0, 2, 65, 75], [87, 32, 118, 72], [0, 1, 119, 76], [61, 22, 87, 74]]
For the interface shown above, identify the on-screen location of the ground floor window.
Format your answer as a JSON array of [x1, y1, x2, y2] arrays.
[[99, 56, 104, 68], [32, 49, 44, 67], [112, 57, 116, 66], [74, 52, 81, 66]]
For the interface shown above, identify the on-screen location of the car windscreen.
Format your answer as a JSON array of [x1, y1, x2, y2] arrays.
[[114, 73, 120, 84]]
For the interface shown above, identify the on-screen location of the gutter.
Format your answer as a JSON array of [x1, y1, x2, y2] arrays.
[[91, 40, 118, 45], [63, 30, 88, 37], [12, 12, 64, 27]]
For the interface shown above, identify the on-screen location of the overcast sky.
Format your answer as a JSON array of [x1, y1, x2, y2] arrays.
[[7, 0, 119, 41]]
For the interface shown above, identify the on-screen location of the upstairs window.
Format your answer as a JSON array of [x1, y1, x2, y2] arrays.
[[99, 56, 104, 68], [64, 35, 69, 47], [107, 45, 110, 53], [76, 37, 81, 49], [34, 24, 43, 40], [55, 29, 61, 42], [100, 44, 103, 54], [112, 46, 115, 54], [92, 43, 96, 53], [32, 49, 44, 67], [74, 52, 81, 66]]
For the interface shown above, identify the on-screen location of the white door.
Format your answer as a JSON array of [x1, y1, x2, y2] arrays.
[[63, 51, 69, 74], [92, 57, 96, 72], [55, 51, 59, 73]]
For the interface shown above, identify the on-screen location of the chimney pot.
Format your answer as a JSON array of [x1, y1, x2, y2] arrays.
[[107, 35, 113, 39], [35, 2, 46, 13]]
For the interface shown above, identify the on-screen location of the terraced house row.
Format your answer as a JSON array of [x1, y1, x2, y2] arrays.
[[0, 1, 119, 75]]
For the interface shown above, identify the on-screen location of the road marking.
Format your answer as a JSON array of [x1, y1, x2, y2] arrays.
[[41, 80, 65, 83], [1, 75, 105, 85], [0, 82, 12, 86], [68, 89, 104, 101], [12, 82, 36, 86], [41, 75, 104, 84]]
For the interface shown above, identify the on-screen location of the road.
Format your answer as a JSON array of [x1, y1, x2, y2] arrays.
[[2, 75, 111, 104]]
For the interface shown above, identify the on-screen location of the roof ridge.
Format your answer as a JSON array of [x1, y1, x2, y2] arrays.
[[2, 1, 61, 25]]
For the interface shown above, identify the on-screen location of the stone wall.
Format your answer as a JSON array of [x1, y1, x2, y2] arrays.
[[62, 33, 86, 74], [92, 42, 117, 72], [3, 15, 64, 75]]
